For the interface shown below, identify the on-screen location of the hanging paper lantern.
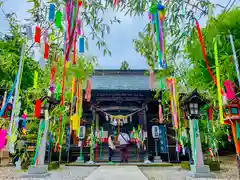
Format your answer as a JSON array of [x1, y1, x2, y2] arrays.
[[79, 37, 84, 53], [34, 26, 41, 43], [34, 100, 41, 118], [49, 4, 56, 22], [55, 11, 62, 28], [44, 43, 49, 59]]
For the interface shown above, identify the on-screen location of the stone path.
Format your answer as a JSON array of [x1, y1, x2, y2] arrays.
[[0, 166, 97, 180], [85, 166, 148, 180]]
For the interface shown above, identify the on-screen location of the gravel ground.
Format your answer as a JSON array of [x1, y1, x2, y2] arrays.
[[0, 166, 97, 180], [140, 156, 239, 180]]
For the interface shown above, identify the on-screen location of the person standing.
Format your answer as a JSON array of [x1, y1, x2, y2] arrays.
[[108, 133, 116, 164], [118, 132, 130, 163]]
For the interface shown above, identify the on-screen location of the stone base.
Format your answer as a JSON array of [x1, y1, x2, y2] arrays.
[[188, 164, 214, 178], [23, 165, 49, 178], [87, 161, 95, 164], [154, 156, 162, 163], [76, 156, 84, 163]]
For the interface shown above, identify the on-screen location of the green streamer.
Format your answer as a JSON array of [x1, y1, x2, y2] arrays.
[[32, 120, 45, 165], [55, 11, 62, 28], [154, 12, 162, 66], [236, 121, 240, 140]]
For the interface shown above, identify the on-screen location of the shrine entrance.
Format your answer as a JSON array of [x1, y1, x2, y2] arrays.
[[91, 90, 153, 162]]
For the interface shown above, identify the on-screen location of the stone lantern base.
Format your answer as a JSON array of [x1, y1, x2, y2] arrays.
[[188, 164, 213, 178], [23, 165, 49, 178]]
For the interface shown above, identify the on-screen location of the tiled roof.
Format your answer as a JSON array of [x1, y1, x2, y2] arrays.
[[91, 69, 160, 90]]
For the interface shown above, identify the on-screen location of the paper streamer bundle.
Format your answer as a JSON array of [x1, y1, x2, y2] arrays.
[[149, 69, 154, 90], [166, 78, 178, 129], [149, 3, 167, 69], [85, 79, 92, 102], [213, 38, 224, 125]]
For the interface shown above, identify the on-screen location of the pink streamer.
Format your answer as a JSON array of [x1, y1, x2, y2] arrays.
[[0, 129, 7, 150], [224, 80, 235, 100], [159, 104, 163, 123]]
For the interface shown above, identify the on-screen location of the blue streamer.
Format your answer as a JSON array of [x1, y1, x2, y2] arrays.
[[49, 4, 55, 22], [0, 75, 17, 117], [79, 37, 84, 53]]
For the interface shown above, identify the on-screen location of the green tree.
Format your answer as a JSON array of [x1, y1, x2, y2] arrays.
[[184, 8, 240, 101], [120, 60, 130, 70]]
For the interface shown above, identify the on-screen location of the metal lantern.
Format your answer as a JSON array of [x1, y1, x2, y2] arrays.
[[183, 89, 206, 119]]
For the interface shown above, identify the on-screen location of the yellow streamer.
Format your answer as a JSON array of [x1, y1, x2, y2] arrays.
[[33, 71, 38, 88], [213, 38, 224, 124]]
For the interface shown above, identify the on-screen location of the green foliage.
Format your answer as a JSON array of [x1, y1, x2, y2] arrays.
[[184, 8, 240, 100], [120, 60, 130, 70]]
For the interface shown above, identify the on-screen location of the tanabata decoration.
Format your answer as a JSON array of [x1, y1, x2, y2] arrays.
[[195, 20, 224, 95], [49, 4, 56, 22], [32, 120, 45, 165], [113, 0, 120, 7], [34, 26, 41, 43], [0, 129, 7, 150], [26, 26, 33, 40], [213, 38, 224, 124], [43, 30, 48, 44], [34, 100, 41, 118], [149, 69, 154, 90], [85, 79, 92, 102], [56, 84, 61, 100], [149, 3, 167, 69], [159, 102, 163, 124], [33, 70, 38, 89], [79, 37, 84, 53], [224, 80, 235, 100], [166, 78, 178, 129], [50, 67, 56, 93], [55, 11, 62, 28], [229, 34, 240, 87], [44, 43, 49, 59], [0, 76, 17, 116], [208, 106, 213, 121], [237, 121, 240, 140]]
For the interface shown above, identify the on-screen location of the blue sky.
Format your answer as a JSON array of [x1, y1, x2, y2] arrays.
[[0, 0, 234, 69]]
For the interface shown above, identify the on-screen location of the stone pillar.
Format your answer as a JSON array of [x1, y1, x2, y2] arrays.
[[189, 119, 212, 178]]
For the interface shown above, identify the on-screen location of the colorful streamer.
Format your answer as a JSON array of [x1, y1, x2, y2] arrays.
[[195, 20, 224, 95], [49, 4, 56, 22], [213, 38, 224, 124], [0, 129, 7, 150], [0, 76, 17, 116], [33, 70, 38, 89], [224, 80, 235, 100], [34, 26, 41, 43]]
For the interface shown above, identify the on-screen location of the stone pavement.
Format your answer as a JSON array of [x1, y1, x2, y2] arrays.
[[85, 166, 148, 180]]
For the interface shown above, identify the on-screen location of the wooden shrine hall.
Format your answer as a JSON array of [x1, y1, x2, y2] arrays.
[[69, 70, 180, 163]]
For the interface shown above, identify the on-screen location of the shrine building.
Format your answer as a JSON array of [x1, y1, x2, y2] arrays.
[[69, 69, 180, 163]]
